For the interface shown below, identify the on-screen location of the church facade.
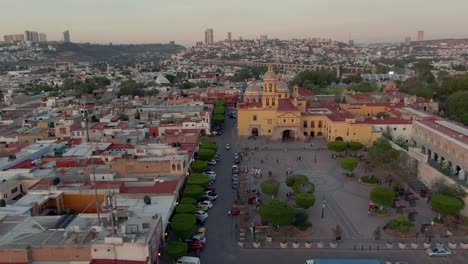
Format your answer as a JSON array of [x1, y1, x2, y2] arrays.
[[237, 66, 381, 146]]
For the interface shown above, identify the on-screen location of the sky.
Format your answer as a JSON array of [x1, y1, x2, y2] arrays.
[[1, 0, 468, 46]]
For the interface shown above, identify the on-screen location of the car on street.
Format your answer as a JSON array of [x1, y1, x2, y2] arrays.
[[197, 227, 206, 237], [234, 157, 240, 164], [188, 241, 205, 252], [229, 208, 240, 216], [214, 154, 221, 161], [232, 165, 239, 174], [231, 174, 239, 181], [203, 193, 218, 201], [198, 200, 213, 209], [426, 247, 452, 257], [185, 235, 207, 244], [205, 185, 216, 193], [225, 144, 231, 150], [196, 204, 208, 211], [203, 171, 216, 177], [177, 256, 200, 264], [194, 210, 209, 222], [232, 181, 238, 189], [207, 159, 217, 165], [234, 153, 240, 159]]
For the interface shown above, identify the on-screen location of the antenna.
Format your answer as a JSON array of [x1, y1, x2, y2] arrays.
[[84, 101, 101, 226]]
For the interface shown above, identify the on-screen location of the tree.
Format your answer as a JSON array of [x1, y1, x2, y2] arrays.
[[187, 173, 211, 188], [348, 141, 363, 151], [370, 187, 395, 207], [260, 179, 280, 198], [212, 114, 225, 124], [190, 161, 207, 173], [118, 80, 145, 96], [166, 241, 188, 259], [170, 214, 196, 239], [431, 194, 464, 218], [201, 139, 216, 145], [292, 209, 312, 230], [259, 199, 295, 226], [432, 181, 467, 202], [199, 142, 217, 151], [340, 157, 359, 173], [446, 91, 468, 125], [368, 138, 401, 172], [175, 204, 196, 214], [180, 197, 197, 205], [328, 141, 348, 152], [286, 174, 314, 194], [183, 185, 204, 200], [286, 174, 309, 187], [197, 149, 216, 161], [386, 215, 415, 232], [296, 193, 316, 209]]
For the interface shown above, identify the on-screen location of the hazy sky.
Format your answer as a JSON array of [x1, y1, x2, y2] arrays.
[[1, 0, 468, 45]]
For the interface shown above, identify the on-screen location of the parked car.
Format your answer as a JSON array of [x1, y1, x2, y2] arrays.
[[204, 169, 214, 174], [234, 157, 240, 164], [196, 204, 208, 211], [194, 210, 209, 222], [197, 227, 206, 237], [185, 235, 207, 244], [207, 159, 217, 165], [231, 174, 239, 181], [232, 181, 239, 190], [214, 154, 221, 161], [177, 256, 200, 264], [188, 241, 205, 252], [426, 247, 452, 257], [225, 144, 231, 150], [205, 185, 216, 193], [198, 200, 213, 209], [232, 165, 239, 174], [203, 193, 219, 201], [229, 208, 240, 216], [234, 153, 240, 159], [204, 171, 216, 177]]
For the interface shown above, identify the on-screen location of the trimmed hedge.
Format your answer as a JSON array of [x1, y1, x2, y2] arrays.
[[296, 193, 316, 209], [370, 187, 395, 207], [187, 173, 211, 188], [166, 241, 188, 259], [191, 160, 208, 173], [431, 194, 464, 217], [170, 214, 196, 239], [175, 203, 197, 214], [184, 185, 205, 199], [361, 175, 380, 184], [180, 197, 197, 205], [197, 148, 216, 161]]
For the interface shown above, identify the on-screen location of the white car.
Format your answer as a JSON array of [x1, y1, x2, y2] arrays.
[[207, 159, 217, 165], [195, 210, 208, 219], [225, 144, 231, 150], [203, 192, 219, 201], [426, 247, 452, 257], [198, 200, 213, 209], [185, 235, 207, 244]]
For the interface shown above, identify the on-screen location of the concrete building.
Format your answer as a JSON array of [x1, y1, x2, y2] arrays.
[[24, 30, 39, 42], [204, 28, 214, 44], [405, 36, 411, 46], [227, 32, 232, 41], [63, 30, 71, 43], [39, 33, 47, 42], [417, 30, 424, 42], [3, 34, 25, 42], [260, 35, 268, 41]]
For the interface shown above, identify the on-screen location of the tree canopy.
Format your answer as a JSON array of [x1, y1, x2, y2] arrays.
[[187, 173, 211, 188], [259, 199, 295, 226], [260, 179, 280, 197], [328, 141, 348, 152], [431, 194, 464, 217], [180, 197, 197, 205], [175, 204, 196, 214], [191, 160, 208, 173], [170, 214, 196, 239], [370, 187, 395, 207], [117, 80, 145, 96], [340, 157, 359, 172], [165, 241, 188, 259], [348, 141, 364, 151], [183, 185, 205, 200], [197, 148, 216, 161], [295, 193, 316, 209], [368, 138, 401, 170]]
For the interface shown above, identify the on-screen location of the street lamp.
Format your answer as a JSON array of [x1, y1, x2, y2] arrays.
[[314, 151, 317, 164], [321, 200, 326, 219]]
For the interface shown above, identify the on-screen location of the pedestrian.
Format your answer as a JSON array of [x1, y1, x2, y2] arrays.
[[368, 209, 372, 215], [276, 159, 279, 164]]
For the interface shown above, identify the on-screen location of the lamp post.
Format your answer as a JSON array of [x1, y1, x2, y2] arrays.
[[321, 200, 326, 219], [314, 151, 317, 164]]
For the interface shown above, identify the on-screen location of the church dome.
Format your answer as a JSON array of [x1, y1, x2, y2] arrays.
[[263, 65, 277, 80], [244, 79, 261, 94], [276, 80, 289, 92]]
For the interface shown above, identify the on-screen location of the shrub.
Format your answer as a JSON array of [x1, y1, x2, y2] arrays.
[[213, 114, 225, 124], [201, 139, 216, 145], [175, 203, 196, 214], [191, 160, 208, 173], [187, 173, 211, 188], [296, 193, 316, 209], [292, 209, 312, 231], [340, 157, 359, 172], [180, 197, 197, 205], [370, 187, 395, 207], [286, 174, 309, 187], [183, 185, 205, 200], [197, 148, 216, 161], [260, 179, 280, 197], [170, 214, 196, 239], [386, 215, 414, 232], [348, 141, 364, 151], [200, 142, 217, 151], [165, 241, 188, 259], [259, 199, 295, 226], [361, 175, 380, 184]]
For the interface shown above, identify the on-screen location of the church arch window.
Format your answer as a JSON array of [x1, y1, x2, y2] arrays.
[[269, 83, 272, 92], [266, 98, 270, 106], [272, 98, 275, 106]]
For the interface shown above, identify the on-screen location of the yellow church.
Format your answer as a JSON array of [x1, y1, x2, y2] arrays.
[[237, 65, 381, 146]]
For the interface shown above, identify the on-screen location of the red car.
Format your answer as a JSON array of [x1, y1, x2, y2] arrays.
[[205, 185, 216, 193], [188, 241, 205, 252], [230, 209, 240, 216]]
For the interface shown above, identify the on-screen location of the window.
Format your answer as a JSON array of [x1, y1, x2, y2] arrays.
[[303, 121, 308, 128], [268, 119, 272, 124], [393, 128, 397, 131], [291, 119, 294, 122], [272, 99, 275, 106], [266, 98, 269, 106], [268, 130, 271, 133], [253, 115, 257, 121], [11, 187, 18, 194], [403, 128, 406, 131], [3, 194, 7, 199], [318, 121, 323, 128], [279, 94, 282, 98], [317, 132, 323, 136], [311, 121, 315, 128], [283, 119, 286, 123], [303, 132, 307, 136]]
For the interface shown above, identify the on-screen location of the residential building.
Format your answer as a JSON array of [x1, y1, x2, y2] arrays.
[[227, 32, 232, 41], [3, 34, 25, 42], [417, 30, 424, 42], [204, 28, 214, 44], [63, 30, 71, 43]]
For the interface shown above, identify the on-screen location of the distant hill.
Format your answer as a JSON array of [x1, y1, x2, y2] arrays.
[[46, 42, 185, 63]]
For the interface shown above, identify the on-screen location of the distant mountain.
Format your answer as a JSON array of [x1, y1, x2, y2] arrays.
[[47, 42, 185, 63]]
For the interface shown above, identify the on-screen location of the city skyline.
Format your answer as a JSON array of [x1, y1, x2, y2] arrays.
[[1, 0, 468, 45]]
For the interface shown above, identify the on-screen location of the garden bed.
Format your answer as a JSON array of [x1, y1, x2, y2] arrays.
[[384, 228, 417, 238], [375, 208, 389, 217], [360, 175, 380, 186]]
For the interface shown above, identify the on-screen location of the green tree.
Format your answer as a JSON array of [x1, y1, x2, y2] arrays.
[[259, 199, 295, 226], [386, 215, 414, 232], [348, 141, 363, 151], [260, 179, 280, 198], [370, 187, 395, 207], [368, 138, 401, 173], [199, 142, 217, 151], [212, 114, 225, 124], [180, 197, 197, 205], [286, 174, 309, 187], [187, 173, 211, 188], [191, 160, 207, 173], [295, 193, 316, 209], [292, 209, 312, 230], [170, 214, 196, 239], [183, 185, 205, 200], [446, 91, 468, 125], [166, 241, 188, 259], [431, 194, 464, 218], [340, 157, 359, 173], [175, 204, 196, 214], [201, 139, 216, 145], [118, 80, 145, 96], [197, 149, 216, 161], [328, 141, 348, 152]]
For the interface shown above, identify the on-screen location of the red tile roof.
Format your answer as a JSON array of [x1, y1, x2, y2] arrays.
[[8, 159, 35, 169], [298, 88, 315, 97], [116, 121, 128, 129], [121, 180, 179, 194], [359, 117, 413, 125], [91, 122, 107, 130], [417, 118, 468, 145], [277, 99, 299, 112], [107, 144, 135, 150]]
